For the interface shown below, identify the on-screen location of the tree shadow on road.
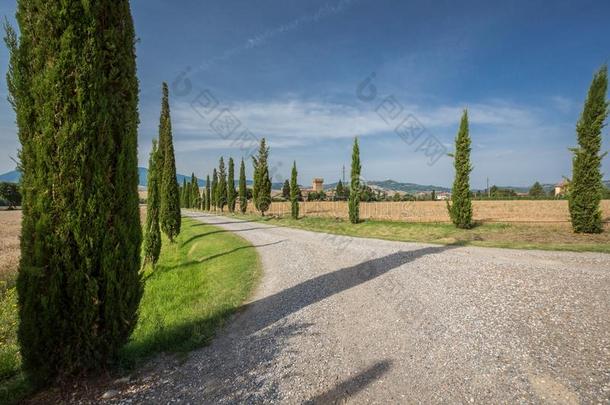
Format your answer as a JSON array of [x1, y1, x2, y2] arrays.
[[239, 244, 459, 336], [304, 360, 393, 404]]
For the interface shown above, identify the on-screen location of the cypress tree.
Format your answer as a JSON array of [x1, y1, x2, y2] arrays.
[[336, 180, 344, 200], [189, 173, 197, 208], [205, 174, 211, 211], [5, 1, 142, 384], [252, 158, 260, 210], [200, 182, 207, 211], [227, 157, 236, 213], [282, 179, 290, 199], [349, 137, 361, 224], [143, 140, 162, 266], [180, 178, 187, 208], [211, 168, 218, 210], [447, 110, 473, 229], [217, 157, 227, 212], [290, 161, 299, 219], [183, 179, 190, 208], [569, 65, 608, 233], [239, 158, 247, 214], [254, 139, 271, 215], [158, 82, 181, 241]]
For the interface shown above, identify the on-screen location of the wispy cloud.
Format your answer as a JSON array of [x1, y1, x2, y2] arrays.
[[169, 97, 557, 153]]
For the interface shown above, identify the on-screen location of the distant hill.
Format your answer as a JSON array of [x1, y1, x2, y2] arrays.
[[139, 167, 205, 187], [325, 179, 450, 194], [0, 170, 21, 183], [3, 168, 610, 193]]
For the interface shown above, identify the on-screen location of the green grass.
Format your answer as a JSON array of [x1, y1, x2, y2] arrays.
[[0, 217, 260, 403], [0, 287, 30, 404], [230, 213, 610, 253], [119, 217, 260, 367]]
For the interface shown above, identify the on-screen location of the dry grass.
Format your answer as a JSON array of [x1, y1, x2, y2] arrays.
[[243, 200, 610, 223], [0, 210, 21, 293], [233, 213, 610, 253]]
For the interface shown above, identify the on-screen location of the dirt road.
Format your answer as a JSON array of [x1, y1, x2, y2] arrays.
[[116, 212, 610, 404]]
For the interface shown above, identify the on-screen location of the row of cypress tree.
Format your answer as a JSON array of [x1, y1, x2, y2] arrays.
[[143, 83, 182, 268], [186, 139, 277, 217]]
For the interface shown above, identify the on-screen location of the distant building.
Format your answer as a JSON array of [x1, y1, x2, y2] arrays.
[[312, 178, 324, 192], [435, 192, 451, 200], [554, 180, 568, 196]]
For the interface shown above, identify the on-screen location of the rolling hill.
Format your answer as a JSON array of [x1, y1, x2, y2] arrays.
[[3, 168, 610, 194]]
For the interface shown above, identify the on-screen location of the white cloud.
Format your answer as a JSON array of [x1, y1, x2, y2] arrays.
[[168, 97, 553, 154]]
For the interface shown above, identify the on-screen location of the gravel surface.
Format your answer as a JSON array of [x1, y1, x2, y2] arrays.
[[105, 212, 609, 404]]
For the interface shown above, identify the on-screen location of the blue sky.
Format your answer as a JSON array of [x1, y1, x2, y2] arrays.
[[0, 0, 609, 188]]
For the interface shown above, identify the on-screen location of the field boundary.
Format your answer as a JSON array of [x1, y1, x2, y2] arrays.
[[238, 200, 610, 224]]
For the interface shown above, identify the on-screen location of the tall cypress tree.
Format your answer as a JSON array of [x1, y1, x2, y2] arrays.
[[349, 137, 361, 224], [158, 82, 181, 241], [239, 158, 247, 214], [227, 157, 236, 213], [183, 178, 191, 208], [211, 168, 218, 210], [290, 161, 299, 219], [217, 157, 227, 212], [5, 1, 142, 384], [254, 139, 271, 215], [336, 180, 344, 200], [180, 178, 187, 208], [189, 173, 197, 208], [200, 183, 206, 210], [447, 110, 473, 229], [205, 174, 211, 211], [252, 156, 260, 211], [569, 65, 608, 233], [143, 140, 162, 266]]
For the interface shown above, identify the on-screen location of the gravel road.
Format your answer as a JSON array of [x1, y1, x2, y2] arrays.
[[111, 212, 610, 404]]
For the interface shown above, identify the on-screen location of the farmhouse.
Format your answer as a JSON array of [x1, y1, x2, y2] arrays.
[[554, 180, 568, 196]]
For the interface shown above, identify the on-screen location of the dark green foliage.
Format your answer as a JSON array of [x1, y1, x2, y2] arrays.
[[211, 169, 218, 210], [569, 65, 608, 233], [180, 178, 187, 208], [183, 180, 191, 209], [253, 139, 271, 215], [307, 191, 327, 201], [447, 110, 473, 229], [200, 185, 206, 210], [158, 83, 181, 241], [205, 174, 211, 211], [143, 140, 162, 265], [239, 159, 247, 214], [529, 182, 545, 198], [0, 182, 21, 208], [217, 157, 227, 212], [227, 157, 236, 213], [335, 180, 345, 200], [282, 180, 290, 199], [189, 173, 201, 208], [349, 138, 361, 224], [290, 161, 299, 219], [5, 1, 142, 385]]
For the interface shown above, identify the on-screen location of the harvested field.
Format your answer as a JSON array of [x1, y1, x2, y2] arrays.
[[0, 209, 21, 292], [242, 200, 610, 223]]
